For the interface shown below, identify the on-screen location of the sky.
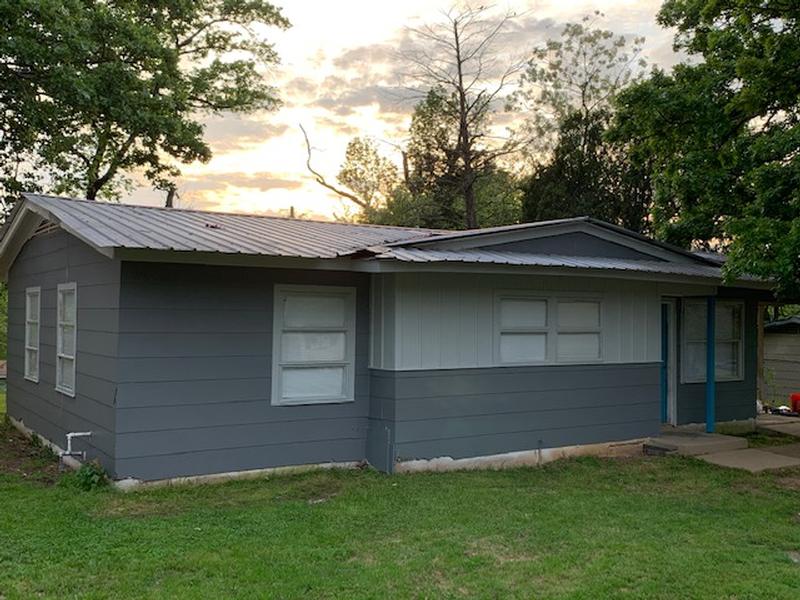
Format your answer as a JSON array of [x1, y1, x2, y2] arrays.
[[129, 0, 682, 219]]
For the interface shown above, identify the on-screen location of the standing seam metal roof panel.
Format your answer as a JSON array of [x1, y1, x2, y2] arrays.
[[21, 194, 443, 258]]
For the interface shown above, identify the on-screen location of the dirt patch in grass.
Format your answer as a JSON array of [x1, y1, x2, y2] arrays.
[[96, 471, 346, 519], [736, 430, 799, 448], [0, 417, 62, 485], [275, 473, 344, 504]]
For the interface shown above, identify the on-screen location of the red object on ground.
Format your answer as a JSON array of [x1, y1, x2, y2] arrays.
[[792, 393, 800, 413]]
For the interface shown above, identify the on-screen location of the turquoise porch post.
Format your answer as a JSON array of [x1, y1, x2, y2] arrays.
[[706, 296, 716, 433]]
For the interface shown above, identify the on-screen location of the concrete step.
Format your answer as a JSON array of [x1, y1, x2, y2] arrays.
[[646, 432, 748, 456]]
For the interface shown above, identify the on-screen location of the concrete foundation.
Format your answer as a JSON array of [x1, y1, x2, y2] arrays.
[[395, 439, 645, 473]]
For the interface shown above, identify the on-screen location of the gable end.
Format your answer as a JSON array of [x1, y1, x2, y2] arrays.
[[481, 231, 666, 262]]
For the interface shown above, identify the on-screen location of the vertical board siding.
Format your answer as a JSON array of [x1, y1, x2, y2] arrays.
[[675, 296, 759, 424], [6, 230, 120, 471], [763, 333, 800, 405], [375, 272, 661, 370], [115, 262, 371, 481], [370, 363, 661, 470]]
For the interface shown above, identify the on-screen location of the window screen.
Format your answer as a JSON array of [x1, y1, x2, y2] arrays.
[[681, 300, 744, 382], [56, 283, 77, 395], [24, 287, 40, 382], [272, 285, 356, 405]]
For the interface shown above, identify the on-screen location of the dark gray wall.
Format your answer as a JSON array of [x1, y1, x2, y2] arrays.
[[7, 230, 119, 472], [370, 363, 661, 472], [675, 294, 758, 425], [114, 262, 371, 481], [483, 232, 665, 261]]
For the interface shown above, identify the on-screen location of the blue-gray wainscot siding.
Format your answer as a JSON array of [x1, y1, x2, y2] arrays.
[[368, 363, 662, 472]]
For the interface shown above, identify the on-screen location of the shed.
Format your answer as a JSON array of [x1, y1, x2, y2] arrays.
[[763, 317, 800, 406]]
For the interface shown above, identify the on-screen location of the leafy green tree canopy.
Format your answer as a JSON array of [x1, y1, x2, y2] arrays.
[[611, 0, 800, 298], [0, 0, 288, 206], [522, 109, 651, 233]]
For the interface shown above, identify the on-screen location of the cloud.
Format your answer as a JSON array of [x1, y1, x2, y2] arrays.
[[202, 116, 289, 152], [180, 172, 304, 193], [333, 43, 398, 70]]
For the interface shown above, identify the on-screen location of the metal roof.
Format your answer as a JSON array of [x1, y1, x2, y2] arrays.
[[0, 194, 767, 288], [19, 194, 440, 258], [386, 214, 721, 266], [765, 316, 800, 332], [371, 247, 749, 280]]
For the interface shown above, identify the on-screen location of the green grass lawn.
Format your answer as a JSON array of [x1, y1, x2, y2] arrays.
[[2, 435, 800, 599]]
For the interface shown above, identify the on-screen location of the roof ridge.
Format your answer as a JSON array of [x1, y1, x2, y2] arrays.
[[23, 193, 449, 234]]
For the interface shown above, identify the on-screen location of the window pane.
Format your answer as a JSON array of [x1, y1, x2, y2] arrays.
[[284, 294, 346, 328], [59, 289, 76, 324], [25, 349, 38, 379], [26, 292, 39, 319], [60, 325, 76, 356], [499, 298, 547, 329], [684, 303, 706, 341], [557, 333, 600, 360], [499, 333, 546, 362], [716, 341, 739, 379], [282, 367, 345, 399], [558, 302, 600, 329], [282, 332, 345, 362], [58, 357, 75, 391], [716, 304, 741, 340], [25, 323, 38, 348], [684, 341, 707, 381]]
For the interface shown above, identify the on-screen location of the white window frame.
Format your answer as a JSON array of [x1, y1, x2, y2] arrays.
[[680, 299, 745, 384], [56, 282, 77, 397], [493, 292, 603, 366], [271, 284, 356, 406], [24, 286, 41, 383], [555, 299, 603, 363]]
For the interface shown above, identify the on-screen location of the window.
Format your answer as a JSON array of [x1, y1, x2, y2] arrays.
[[24, 287, 40, 382], [56, 282, 77, 396], [494, 294, 603, 365], [272, 285, 356, 405], [557, 300, 602, 361], [496, 296, 548, 363], [681, 300, 744, 383]]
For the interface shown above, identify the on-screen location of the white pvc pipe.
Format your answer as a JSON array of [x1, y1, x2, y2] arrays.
[[63, 431, 92, 459]]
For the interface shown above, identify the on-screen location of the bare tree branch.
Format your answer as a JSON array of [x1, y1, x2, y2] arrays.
[[300, 124, 367, 208]]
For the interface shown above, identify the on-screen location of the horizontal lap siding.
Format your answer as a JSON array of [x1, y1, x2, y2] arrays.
[[370, 363, 661, 469], [115, 262, 370, 481], [6, 231, 119, 471]]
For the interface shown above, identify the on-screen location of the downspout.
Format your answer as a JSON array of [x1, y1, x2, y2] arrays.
[[706, 296, 716, 433]]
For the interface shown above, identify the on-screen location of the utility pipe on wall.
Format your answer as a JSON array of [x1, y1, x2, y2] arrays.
[[62, 431, 92, 461]]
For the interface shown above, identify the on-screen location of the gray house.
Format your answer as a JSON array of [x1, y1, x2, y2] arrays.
[[0, 194, 772, 481]]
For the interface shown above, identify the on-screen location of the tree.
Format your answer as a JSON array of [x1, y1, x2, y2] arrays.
[[511, 12, 646, 156], [0, 0, 289, 207], [511, 15, 650, 231], [611, 0, 800, 298], [306, 88, 522, 230], [400, 5, 523, 228], [522, 109, 651, 232]]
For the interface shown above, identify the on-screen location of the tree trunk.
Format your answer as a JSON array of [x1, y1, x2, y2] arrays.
[[85, 182, 99, 201]]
